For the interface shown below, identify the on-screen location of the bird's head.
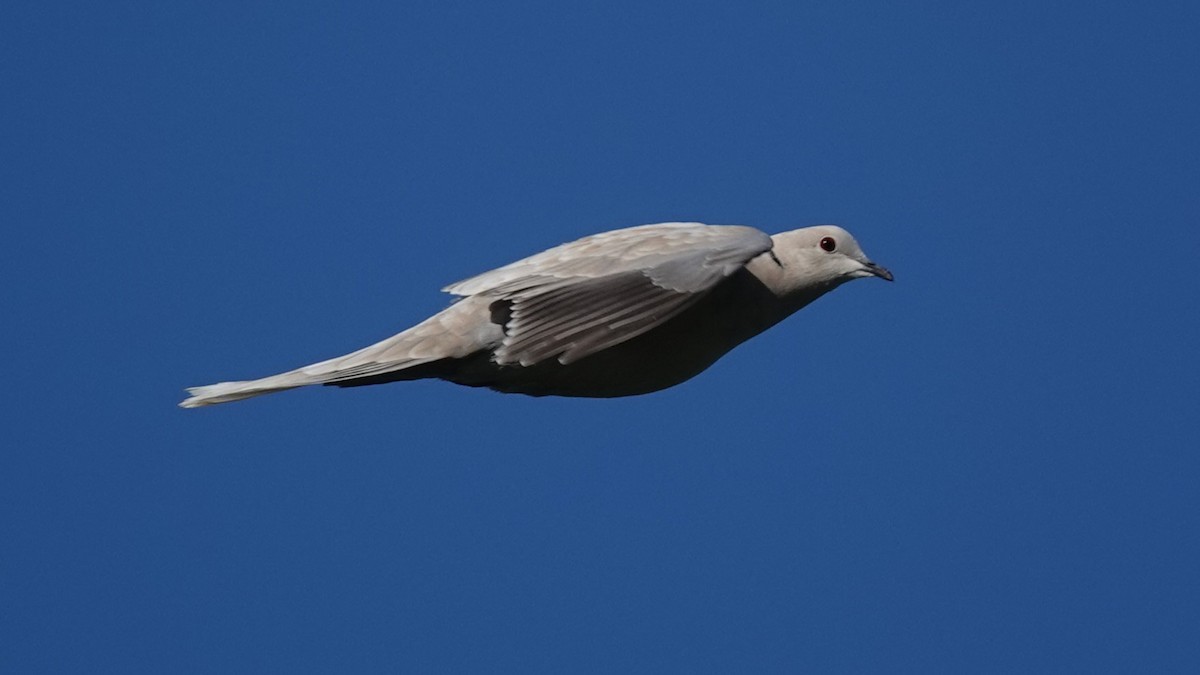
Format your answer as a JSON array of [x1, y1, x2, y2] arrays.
[[765, 225, 893, 297]]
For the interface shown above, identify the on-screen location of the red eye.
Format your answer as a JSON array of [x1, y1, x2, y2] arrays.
[[819, 236, 836, 252]]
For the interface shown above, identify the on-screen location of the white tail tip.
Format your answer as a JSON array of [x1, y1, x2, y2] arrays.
[[178, 380, 298, 408]]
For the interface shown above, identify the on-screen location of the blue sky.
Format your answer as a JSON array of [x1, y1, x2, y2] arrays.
[[3, 1, 1198, 671]]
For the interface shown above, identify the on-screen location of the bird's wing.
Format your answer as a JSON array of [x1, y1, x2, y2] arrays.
[[443, 222, 774, 366]]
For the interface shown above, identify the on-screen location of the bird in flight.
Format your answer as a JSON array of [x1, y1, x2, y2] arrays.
[[180, 222, 891, 407]]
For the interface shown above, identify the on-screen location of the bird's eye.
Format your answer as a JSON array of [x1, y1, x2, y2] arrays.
[[819, 237, 836, 252]]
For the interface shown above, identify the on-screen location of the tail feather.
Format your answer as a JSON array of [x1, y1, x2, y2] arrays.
[[178, 354, 440, 408], [180, 297, 490, 408], [178, 378, 303, 408]]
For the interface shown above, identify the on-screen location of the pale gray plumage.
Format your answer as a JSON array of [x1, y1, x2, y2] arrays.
[[179, 222, 891, 407]]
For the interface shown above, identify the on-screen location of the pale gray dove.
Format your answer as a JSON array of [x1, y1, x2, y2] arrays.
[[180, 222, 891, 407]]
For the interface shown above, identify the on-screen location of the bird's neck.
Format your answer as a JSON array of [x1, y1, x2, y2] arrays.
[[745, 254, 842, 316]]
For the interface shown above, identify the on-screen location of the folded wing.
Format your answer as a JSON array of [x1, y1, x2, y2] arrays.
[[444, 222, 774, 366]]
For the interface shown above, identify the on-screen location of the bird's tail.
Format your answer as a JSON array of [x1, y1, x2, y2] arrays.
[[180, 329, 464, 408], [178, 373, 309, 408], [179, 298, 489, 409], [178, 346, 446, 408], [177, 350, 359, 408]]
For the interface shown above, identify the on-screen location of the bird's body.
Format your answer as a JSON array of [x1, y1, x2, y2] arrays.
[[346, 265, 790, 398], [180, 222, 891, 407]]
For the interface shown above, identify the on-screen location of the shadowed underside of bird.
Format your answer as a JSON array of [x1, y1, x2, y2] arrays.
[[179, 221, 891, 407]]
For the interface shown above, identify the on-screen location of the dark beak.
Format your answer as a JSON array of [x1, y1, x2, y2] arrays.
[[865, 261, 894, 282]]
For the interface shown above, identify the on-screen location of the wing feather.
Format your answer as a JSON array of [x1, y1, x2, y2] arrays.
[[449, 223, 774, 366], [499, 273, 698, 366], [443, 222, 772, 297]]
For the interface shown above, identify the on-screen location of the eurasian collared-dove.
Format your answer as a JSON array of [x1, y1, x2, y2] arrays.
[[180, 222, 891, 407]]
